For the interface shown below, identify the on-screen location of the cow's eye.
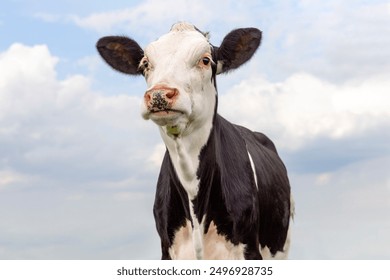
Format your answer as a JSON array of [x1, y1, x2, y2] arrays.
[[139, 57, 149, 70], [139, 57, 150, 76], [142, 58, 149, 69], [202, 57, 210, 66]]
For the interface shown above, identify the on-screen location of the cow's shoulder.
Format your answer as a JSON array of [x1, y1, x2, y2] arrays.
[[232, 123, 277, 154], [198, 115, 259, 227], [153, 150, 190, 256], [231, 124, 291, 255]]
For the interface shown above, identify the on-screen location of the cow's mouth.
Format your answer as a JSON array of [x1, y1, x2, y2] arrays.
[[147, 108, 186, 128], [150, 109, 183, 115]]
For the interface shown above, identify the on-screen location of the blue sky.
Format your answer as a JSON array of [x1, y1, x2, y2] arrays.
[[0, 0, 389, 259]]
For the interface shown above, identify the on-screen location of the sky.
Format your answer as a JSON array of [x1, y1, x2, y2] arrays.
[[0, 0, 389, 259]]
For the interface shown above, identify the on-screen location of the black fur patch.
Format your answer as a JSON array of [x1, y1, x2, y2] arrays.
[[215, 28, 262, 74], [96, 36, 144, 75], [153, 151, 191, 259]]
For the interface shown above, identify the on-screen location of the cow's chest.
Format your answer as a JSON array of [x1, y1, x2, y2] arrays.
[[162, 121, 247, 259], [168, 219, 246, 260]]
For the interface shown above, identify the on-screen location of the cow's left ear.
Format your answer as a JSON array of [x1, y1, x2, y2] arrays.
[[215, 28, 261, 74]]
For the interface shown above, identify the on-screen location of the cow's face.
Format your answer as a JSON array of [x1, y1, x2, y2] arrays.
[[97, 22, 261, 138], [140, 23, 216, 135]]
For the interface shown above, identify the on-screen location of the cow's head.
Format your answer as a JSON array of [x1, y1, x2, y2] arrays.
[[97, 22, 261, 138]]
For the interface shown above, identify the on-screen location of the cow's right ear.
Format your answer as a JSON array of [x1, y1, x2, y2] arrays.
[[96, 36, 144, 75]]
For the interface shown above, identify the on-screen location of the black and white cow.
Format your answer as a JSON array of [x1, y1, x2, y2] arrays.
[[97, 22, 293, 260]]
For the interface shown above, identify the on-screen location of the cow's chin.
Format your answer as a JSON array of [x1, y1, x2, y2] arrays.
[[147, 110, 186, 127]]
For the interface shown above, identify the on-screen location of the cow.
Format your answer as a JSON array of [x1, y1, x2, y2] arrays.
[[96, 22, 293, 260]]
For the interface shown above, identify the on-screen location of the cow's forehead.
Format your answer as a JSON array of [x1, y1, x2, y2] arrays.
[[144, 23, 211, 59]]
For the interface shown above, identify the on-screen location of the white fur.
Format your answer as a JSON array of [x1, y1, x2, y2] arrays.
[[169, 219, 246, 260], [189, 204, 204, 259], [168, 219, 196, 259], [141, 23, 215, 131], [247, 151, 258, 190]]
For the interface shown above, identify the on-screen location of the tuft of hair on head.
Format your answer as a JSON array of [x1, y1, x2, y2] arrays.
[[170, 22, 197, 32], [170, 21, 210, 40]]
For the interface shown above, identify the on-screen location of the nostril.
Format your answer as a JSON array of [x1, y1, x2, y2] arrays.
[[165, 89, 178, 99], [144, 92, 151, 103]]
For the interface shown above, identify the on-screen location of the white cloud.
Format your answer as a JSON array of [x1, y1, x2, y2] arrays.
[[219, 72, 390, 150], [0, 42, 162, 259], [0, 169, 30, 190], [33, 12, 64, 23], [223, 1, 390, 83], [76, 55, 101, 73], [0, 43, 159, 189], [0, 43, 58, 89], [44, 0, 255, 40], [147, 143, 166, 170], [69, 0, 216, 34]]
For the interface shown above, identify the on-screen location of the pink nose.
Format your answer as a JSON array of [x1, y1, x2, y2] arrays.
[[144, 86, 179, 110]]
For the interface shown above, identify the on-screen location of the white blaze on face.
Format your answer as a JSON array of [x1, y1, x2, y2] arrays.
[[140, 23, 216, 138]]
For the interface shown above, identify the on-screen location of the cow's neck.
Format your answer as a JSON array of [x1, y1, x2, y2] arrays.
[[159, 114, 214, 200]]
